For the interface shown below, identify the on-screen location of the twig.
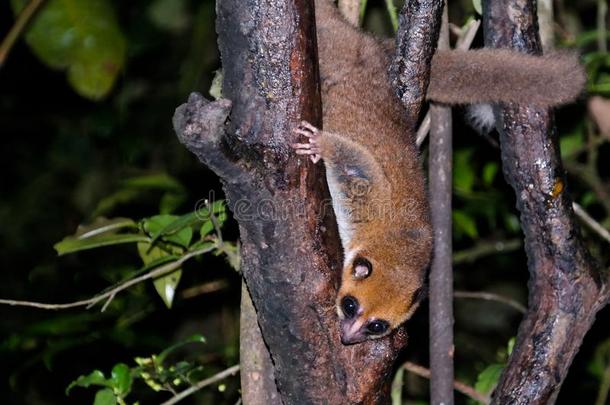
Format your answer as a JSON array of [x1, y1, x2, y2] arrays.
[[454, 290, 527, 314], [0, 0, 46, 67], [160, 365, 240, 405], [453, 238, 522, 265], [403, 361, 490, 404], [595, 360, 610, 405], [0, 244, 216, 310], [385, 0, 398, 32], [573, 202, 610, 245], [180, 280, 229, 299], [416, 18, 481, 147], [598, 0, 608, 52]]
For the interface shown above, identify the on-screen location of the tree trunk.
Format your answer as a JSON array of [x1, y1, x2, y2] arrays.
[[173, 0, 443, 403], [483, 0, 610, 403]]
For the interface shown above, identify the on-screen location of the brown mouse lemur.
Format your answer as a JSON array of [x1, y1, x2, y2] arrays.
[[293, 0, 585, 345]]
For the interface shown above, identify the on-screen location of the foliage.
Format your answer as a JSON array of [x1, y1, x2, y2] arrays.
[[66, 335, 212, 405], [10, 0, 126, 100]]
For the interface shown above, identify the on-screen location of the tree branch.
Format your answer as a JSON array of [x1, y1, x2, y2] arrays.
[[403, 361, 490, 404], [454, 291, 527, 314], [0, 244, 216, 311], [0, 0, 46, 68], [428, 3, 454, 405], [160, 364, 240, 405], [482, 0, 610, 403], [391, 0, 444, 130]]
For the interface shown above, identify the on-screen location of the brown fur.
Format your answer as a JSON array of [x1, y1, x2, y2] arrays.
[[300, 0, 585, 342], [429, 49, 586, 106], [313, 0, 432, 337]]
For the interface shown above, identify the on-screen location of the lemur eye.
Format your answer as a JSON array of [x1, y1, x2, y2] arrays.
[[352, 257, 372, 279], [366, 320, 389, 335], [341, 296, 358, 319]]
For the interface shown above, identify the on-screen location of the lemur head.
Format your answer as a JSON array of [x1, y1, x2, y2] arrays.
[[336, 239, 430, 345]]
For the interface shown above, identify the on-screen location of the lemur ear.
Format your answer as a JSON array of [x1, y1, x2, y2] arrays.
[[352, 257, 372, 279]]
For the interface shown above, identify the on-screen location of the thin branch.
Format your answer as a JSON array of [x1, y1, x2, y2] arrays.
[[0, 0, 46, 67], [598, 0, 608, 52], [595, 360, 610, 405], [454, 290, 527, 314], [0, 244, 216, 310], [453, 238, 522, 265], [385, 0, 399, 32], [573, 202, 610, 245], [160, 365, 240, 405], [180, 280, 229, 299], [428, 4, 454, 404], [403, 361, 490, 404]]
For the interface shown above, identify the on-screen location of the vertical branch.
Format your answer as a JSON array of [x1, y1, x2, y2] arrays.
[[598, 0, 608, 53], [428, 3, 454, 405], [482, 0, 610, 403], [391, 0, 444, 131], [239, 284, 281, 405], [537, 0, 554, 50]]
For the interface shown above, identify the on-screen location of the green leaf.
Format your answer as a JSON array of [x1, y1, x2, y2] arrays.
[[209, 69, 224, 100], [122, 174, 185, 192], [453, 210, 478, 239], [110, 363, 132, 396], [93, 388, 117, 405], [506, 337, 516, 356], [588, 339, 610, 378], [200, 220, 214, 237], [475, 364, 504, 395], [66, 370, 110, 395], [454, 149, 476, 193], [384, 0, 398, 32], [11, 0, 126, 100], [93, 174, 186, 216], [482, 162, 498, 187], [148, 0, 190, 33], [472, 0, 482, 14], [153, 269, 182, 309], [159, 192, 187, 215], [54, 234, 150, 256], [150, 212, 201, 246], [560, 130, 584, 157], [142, 215, 193, 248], [137, 240, 183, 308]]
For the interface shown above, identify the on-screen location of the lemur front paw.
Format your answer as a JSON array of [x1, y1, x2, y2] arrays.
[[292, 121, 322, 164]]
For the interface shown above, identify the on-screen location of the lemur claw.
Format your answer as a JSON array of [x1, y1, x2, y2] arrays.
[[292, 121, 322, 163]]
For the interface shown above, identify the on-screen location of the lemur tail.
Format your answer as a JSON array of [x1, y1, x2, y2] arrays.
[[428, 49, 586, 107]]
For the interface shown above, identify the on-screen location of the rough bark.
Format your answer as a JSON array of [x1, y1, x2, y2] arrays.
[[391, 0, 444, 131], [428, 4, 454, 405], [482, 0, 610, 403], [173, 0, 443, 403], [239, 284, 281, 405]]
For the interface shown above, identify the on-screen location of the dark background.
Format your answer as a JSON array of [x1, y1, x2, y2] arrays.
[[1, 0, 609, 404]]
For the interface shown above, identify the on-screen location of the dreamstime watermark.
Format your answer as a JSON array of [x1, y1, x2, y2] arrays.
[[194, 190, 424, 223]]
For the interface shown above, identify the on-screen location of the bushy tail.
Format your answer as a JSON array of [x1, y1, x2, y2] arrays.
[[428, 49, 586, 107]]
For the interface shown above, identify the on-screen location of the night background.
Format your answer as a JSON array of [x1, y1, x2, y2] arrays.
[[1, 0, 609, 404]]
